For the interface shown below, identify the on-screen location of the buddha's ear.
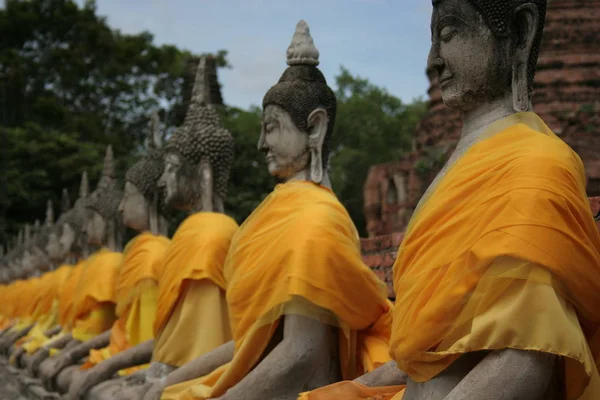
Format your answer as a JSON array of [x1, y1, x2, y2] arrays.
[[307, 108, 328, 184], [511, 3, 539, 112]]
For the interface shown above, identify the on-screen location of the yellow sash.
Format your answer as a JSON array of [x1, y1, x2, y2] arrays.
[[154, 213, 238, 337], [70, 249, 122, 341], [83, 234, 169, 371]]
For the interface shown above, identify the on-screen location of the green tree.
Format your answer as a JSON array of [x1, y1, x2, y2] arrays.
[[219, 105, 274, 223], [330, 67, 426, 235], [0, 0, 227, 243]]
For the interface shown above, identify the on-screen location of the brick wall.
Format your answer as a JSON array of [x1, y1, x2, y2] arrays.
[[363, 197, 600, 299], [363, 0, 600, 237]]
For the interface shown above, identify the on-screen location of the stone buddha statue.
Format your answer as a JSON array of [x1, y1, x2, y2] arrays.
[[21, 190, 79, 380], [159, 57, 234, 214], [84, 145, 124, 253], [402, 3, 558, 398], [58, 172, 91, 263], [120, 110, 169, 236], [21, 201, 55, 276], [40, 146, 125, 394], [144, 20, 392, 400], [304, 1, 600, 399], [84, 55, 239, 400], [65, 112, 172, 400], [0, 226, 36, 355], [46, 189, 72, 266]]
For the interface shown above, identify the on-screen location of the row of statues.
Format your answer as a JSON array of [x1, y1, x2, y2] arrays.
[[0, 0, 599, 399]]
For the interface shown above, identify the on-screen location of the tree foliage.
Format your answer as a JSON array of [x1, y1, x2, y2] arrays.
[[0, 0, 227, 243], [329, 67, 426, 235], [0, 0, 426, 243]]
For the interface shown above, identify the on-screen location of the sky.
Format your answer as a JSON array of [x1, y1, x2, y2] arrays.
[[77, 0, 434, 110]]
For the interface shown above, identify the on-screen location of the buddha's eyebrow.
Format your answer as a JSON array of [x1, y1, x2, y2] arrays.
[[432, 14, 468, 34]]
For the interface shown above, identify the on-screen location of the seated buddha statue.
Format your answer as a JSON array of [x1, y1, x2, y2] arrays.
[[65, 111, 171, 400], [85, 55, 239, 400], [142, 20, 393, 400], [302, 1, 600, 399], [39, 146, 124, 393], [25, 182, 89, 378]]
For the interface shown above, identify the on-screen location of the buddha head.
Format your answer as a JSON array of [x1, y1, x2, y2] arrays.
[[47, 189, 71, 263], [427, 0, 547, 113], [27, 218, 52, 273], [120, 111, 169, 234], [85, 146, 124, 248], [59, 173, 90, 259], [158, 56, 234, 213], [261, 20, 336, 185], [19, 224, 41, 277]]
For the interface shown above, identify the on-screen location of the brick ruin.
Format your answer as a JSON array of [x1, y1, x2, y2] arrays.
[[363, 0, 600, 238]]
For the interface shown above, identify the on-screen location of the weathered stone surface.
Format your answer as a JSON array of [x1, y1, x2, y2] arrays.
[[364, 0, 600, 237], [363, 197, 600, 298]]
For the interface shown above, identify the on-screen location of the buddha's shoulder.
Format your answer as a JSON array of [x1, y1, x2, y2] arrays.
[[509, 128, 583, 175]]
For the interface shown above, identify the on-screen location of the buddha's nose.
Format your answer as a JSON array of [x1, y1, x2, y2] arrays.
[[427, 42, 444, 76]]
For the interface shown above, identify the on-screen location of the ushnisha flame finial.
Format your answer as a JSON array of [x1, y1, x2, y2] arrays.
[[286, 20, 320, 67], [190, 56, 210, 107], [61, 188, 71, 213], [102, 145, 115, 179], [45, 200, 54, 228], [24, 224, 31, 245], [149, 110, 163, 149], [79, 172, 89, 199]]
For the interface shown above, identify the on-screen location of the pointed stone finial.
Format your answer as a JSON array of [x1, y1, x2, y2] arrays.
[[33, 220, 41, 238], [149, 110, 162, 149], [24, 224, 31, 244], [102, 146, 115, 179], [46, 200, 54, 227], [79, 172, 89, 199], [61, 188, 71, 213], [191, 56, 210, 107], [286, 20, 320, 67]]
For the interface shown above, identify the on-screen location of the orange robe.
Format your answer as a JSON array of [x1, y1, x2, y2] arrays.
[[162, 180, 391, 400], [22, 266, 72, 353], [152, 212, 238, 367], [83, 233, 170, 372], [302, 112, 600, 400], [70, 249, 122, 342]]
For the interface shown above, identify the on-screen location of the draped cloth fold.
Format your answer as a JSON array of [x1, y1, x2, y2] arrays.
[[152, 212, 238, 367], [162, 180, 391, 400], [304, 113, 600, 400], [82, 233, 170, 372], [70, 249, 122, 342], [59, 260, 87, 330], [22, 265, 73, 354]]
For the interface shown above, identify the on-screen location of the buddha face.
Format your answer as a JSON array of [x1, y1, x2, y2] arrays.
[[258, 105, 310, 180], [46, 231, 62, 262], [119, 182, 149, 232], [31, 246, 50, 272], [158, 152, 195, 210], [59, 223, 76, 258], [0, 268, 9, 283], [86, 210, 106, 246], [20, 250, 33, 275], [428, 0, 512, 111]]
